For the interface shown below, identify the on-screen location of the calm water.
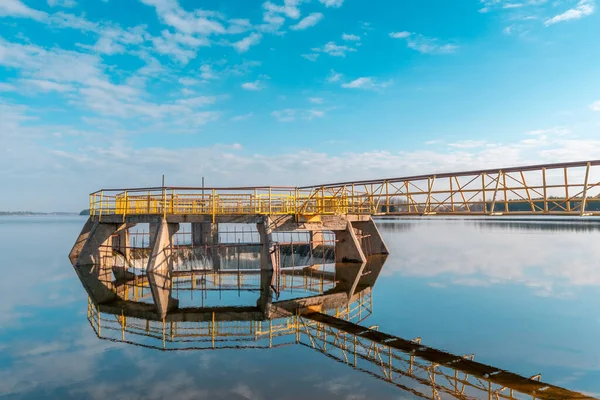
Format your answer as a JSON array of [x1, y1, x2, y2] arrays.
[[1, 216, 600, 399]]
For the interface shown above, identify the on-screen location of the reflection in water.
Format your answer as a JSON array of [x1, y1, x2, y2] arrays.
[[82, 252, 594, 400], [3, 217, 600, 399]]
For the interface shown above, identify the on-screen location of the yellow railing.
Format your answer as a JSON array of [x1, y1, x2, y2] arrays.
[[89, 160, 600, 218], [90, 187, 361, 218]]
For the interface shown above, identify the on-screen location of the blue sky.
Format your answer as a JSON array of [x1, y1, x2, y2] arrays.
[[1, 0, 599, 211]]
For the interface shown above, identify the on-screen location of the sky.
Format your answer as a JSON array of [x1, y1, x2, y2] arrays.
[[1, 0, 599, 211]]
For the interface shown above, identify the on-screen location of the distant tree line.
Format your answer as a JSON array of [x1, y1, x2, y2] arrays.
[[378, 196, 600, 213]]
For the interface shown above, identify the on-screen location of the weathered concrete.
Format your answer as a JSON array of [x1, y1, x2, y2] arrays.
[[69, 217, 95, 265], [256, 216, 279, 314], [309, 231, 325, 249], [74, 221, 121, 303], [191, 222, 220, 270], [333, 221, 367, 263], [115, 226, 132, 261], [191, 222, 218, 246], [147, 218, 180, 319], [257, 216, 277, 272], [352, 218, 389, 256]]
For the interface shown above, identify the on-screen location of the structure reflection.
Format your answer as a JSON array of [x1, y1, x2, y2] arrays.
[[78, 250, 594, 400]]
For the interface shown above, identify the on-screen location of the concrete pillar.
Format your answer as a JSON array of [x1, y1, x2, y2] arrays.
[[74, 221, 120, 303], [309, 231, 325, 249], [191, 222, 218, 245], [257, 269, 274, 318], [257, 217, 278, 271], [256, 217, 279, 313], [333, 221, 367, 264], [116, 227, 131, 261], [69, 217, 95, 265], [335, 262, 367, 297], [147, 219, 180, 319], [351, 217, 389, 256], [191, 222, 220, 270]]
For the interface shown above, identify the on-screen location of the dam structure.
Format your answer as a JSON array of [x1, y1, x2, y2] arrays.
[[69, 160, 600, 319], [67, 159, 600, 399]]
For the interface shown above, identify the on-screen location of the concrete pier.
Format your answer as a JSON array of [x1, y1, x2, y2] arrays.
[[191, 222, 220, 269], [147, 218, 180, 319], [333, 222, 366, 263], [70, 212, 389, 320]]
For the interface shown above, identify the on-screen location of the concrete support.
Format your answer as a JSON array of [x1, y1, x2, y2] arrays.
[[74, 221, 120, 303], [69, 217, 95, 265], [116, 227, 131, 260], [191, 222, 220, 270], [335, 262, 367, 297], [333, 221, 367, 264], [256, 217, 279, 314], [351, 217, 389, 256], [147, 219, 180, 319], [309, 231, 325, 249]]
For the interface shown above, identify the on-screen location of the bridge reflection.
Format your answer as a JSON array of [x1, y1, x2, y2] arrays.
[[83, 255, 594, 400]]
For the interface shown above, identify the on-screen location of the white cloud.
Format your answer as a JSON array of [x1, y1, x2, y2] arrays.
[[139, 0, 226, 35], [263, 0, 301, 19], [272, 108, 326, 121], [341, 77, 391, 91], [301, 53, 319, 61], [0, 0, 47, 21], [232, 32, 262, 53], [0, 82, 16, 92], [319, 0, 344, 7], [326, 69, 342, 83], [21, 79, 73, 92], [526, 127, 570, 136], [448, 140, 488, 149], [312, 41, 357, 57], [290, 12, 323, 30], [272, 108, 297, 122], [241, 81, 262, 91], [176, 96, 217, 107], [408, 37, 458, 54], [47, 0, 77, 7], [200, 64, 217, 80], [342, 33, 360, 41], [390, 30, 458, 54], [309, 97, 324, 104], [590, 101, 600, 111], [231, 112, 254, 121], [179, 77, 200, 86], [389, 31, 411, 39], [545, 0, 595, 25]]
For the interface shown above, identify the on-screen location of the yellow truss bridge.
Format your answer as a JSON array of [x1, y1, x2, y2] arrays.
[[89, 160, 600, 219]]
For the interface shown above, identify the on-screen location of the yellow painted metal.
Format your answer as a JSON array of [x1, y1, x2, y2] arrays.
[[89, 160, 600, 218]]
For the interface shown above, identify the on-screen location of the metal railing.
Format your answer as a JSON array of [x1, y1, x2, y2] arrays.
[[89, 160, 600, 218]]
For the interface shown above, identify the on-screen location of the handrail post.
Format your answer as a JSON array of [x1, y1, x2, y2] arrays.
[[581, 162, 591, 216], [269, 187, 272, 215], [163, 187, 167, 219], [212, 189, 216, 223], [99, 191, 104, 222], [123, 190, 128, 222]]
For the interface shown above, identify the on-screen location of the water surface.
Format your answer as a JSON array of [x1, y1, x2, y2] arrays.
[[1, 216, 599, 399]]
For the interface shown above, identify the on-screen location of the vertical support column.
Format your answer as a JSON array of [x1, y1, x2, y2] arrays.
[[112, 224, 136, 283], [74, 221, 120, 303], [191, 222, 220, 270], [333, 220, 367, 264], [257, 216, 279, 314], [69, 217, 95, 265], [309, 231, 325, 250], [351, 217, 389, 256], [147, 218, 180, 319], [117, 227, 131, 261]]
